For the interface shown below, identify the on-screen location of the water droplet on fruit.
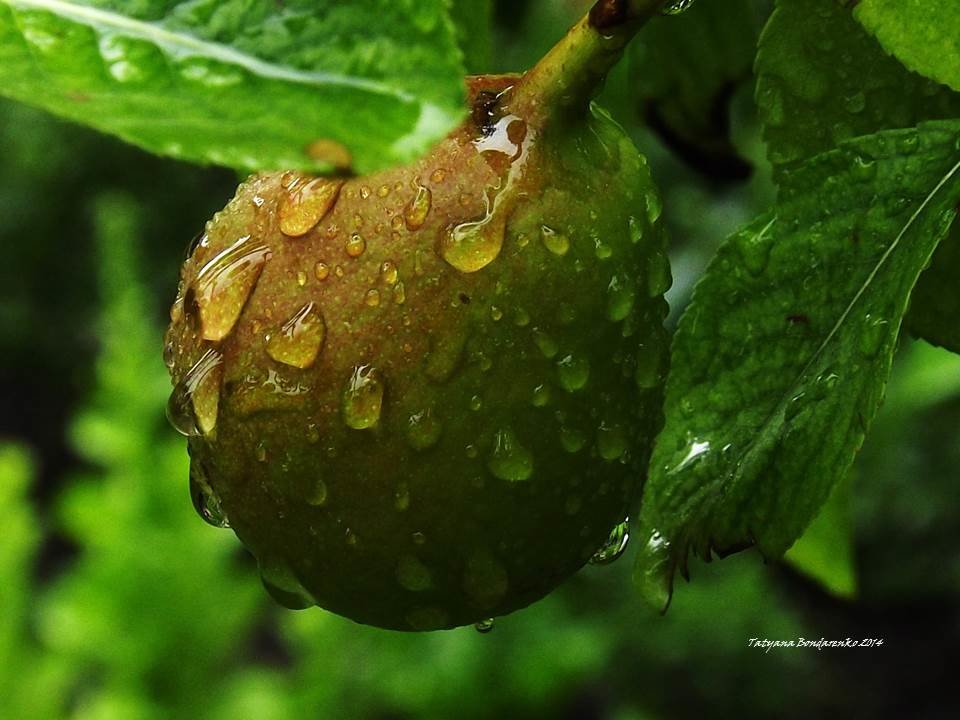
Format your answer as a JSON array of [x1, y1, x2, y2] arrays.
[[265, 302, 326, 369], [606, 274, 635, 321], [531, 384, 551, 407], [315, 262, 330, 280], [194, 235, 271, 341], [646, 251, 672, 297], [397, 554, 433, 591], [556, 354, 590, 392], [406, 409, 442, 451], [346, 233, 366, 258], [859, 312, 888, 356], [487, 428, 534, 481], [365, 289, 381, 307], [167, 347, 223, 436], [533, 329, 559, 359], [279, 176, 343, 237], [590, 518, 630, 565], [342, 365, 384, 429], [560, 425, 587, 453], [394, 481, 411, 511], [380, 260, 399, 285], [306, 478, 328, 506], [596, 422, 627, 461], [404, 181, 433, 230], [475, 618, 495, 634], [439, 212, 506, 273], [189, 461, 229, 528], [540, 225, 570, 255]]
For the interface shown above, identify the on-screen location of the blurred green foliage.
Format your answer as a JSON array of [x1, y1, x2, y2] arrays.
[[1, 1, 959, 717]]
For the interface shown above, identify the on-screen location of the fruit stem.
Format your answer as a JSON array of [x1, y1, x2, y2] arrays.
[[513, 0, 668, 120]]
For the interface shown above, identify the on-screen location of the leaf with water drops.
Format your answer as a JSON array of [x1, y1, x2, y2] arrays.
[[757, 0, 960, 354], [853, 0, 960, 94], [636, 123, 960, 607], [756, 0, 960, 178], [0, 0, 468, 174], [628, 0, 770, 178]]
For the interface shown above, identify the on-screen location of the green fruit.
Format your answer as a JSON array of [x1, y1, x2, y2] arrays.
[[164, 4, 670, 631]]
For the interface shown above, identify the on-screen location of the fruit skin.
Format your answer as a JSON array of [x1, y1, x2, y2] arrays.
[[165, 59, 670, 629]]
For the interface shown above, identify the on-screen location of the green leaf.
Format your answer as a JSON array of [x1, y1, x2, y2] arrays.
[[0, 0, 467, 174], [757, 0, 960, 357], [756, 0, 960, 177], [783, 474, 856, 598], [854, 0, 960, 94], [629, 0, 770, 178], [634, 122, 960, 607], [449, 0, 493, 74]]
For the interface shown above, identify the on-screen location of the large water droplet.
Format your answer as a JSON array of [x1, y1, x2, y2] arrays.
[[342, 365, 384, 429], [487, 428, 534, 481], [279, 176, 343, 237], [404, 181, 433, 230], [438, 212, 506, 273], [265, 302, 326, 369], [189, 460, 229, 528], [167, 347, 223, 436], [194, 235, 271, 341], [590, 518, 630, 565], [556, 354, 590, 392]]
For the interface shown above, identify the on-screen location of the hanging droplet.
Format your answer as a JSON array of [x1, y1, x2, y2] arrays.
[[404, 181, 433, 230], [189, 460, 230, 528], [632, 528, 673, 612], [167, 347, 224, 436], [194, 235, 271, 341], [265, 302, 326, 369], [475, 618, 495, 634], [279, 176, 344, 237], [487, 428, 534, 481], [342, 365, 384, 429], [540, 225, 570, 256], [590, 518, 630, 565]]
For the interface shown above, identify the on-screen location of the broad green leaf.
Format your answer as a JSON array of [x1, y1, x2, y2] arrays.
[[757, 0, 960, 356], [854, 0, 960, 94], [0, 0, 467, 174], [449, 0, 493, 74], [630, 0, 771, 178], [634, 123, 960, 608], [783, 475, 855, 598], [756, 0, 960, 177]]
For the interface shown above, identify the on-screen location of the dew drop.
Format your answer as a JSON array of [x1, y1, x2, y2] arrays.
[[393, 281, 407, 305], [342, 365, 384, 429], [397, 554, 433, 591], [193, 235, 270, 341], [296, 270, 308, 287], [487, 428, 534, 482], [531, 383, 551, 407], [560, 425, 587, 453], [540, 225, 570, 256], [279, 176, 343, 237], [380, 260, 399, 285], [596, 422, 627, 461], [364, 289, 381, 307], [315, 262, 330, 281], [395, 481, 411, 511], [265, 302, 326, 369], [404, 181, 433, 230], [859, 312, 888, 357], [167, 347, 223, 437], [556, 354, 590, 392], [646, 251, 672, 297], [533, 329, 559, 359], [628, 216, 644, 244], [590, 519, 630, 565], [661, 0, 697, 14]]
